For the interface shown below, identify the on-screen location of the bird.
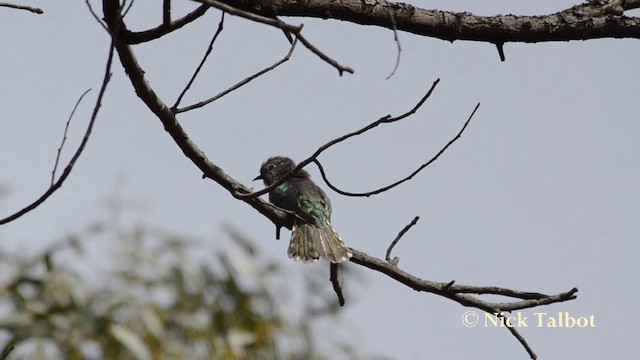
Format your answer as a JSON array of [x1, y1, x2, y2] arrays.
[[254, 156, 352, 263]]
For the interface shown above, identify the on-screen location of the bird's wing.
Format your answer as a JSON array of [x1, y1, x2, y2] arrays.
[[297, 191, 330, 227]]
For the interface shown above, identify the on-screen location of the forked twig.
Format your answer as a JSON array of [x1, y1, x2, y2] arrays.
[[0, 38, 115, 225], [315, 102, 480, 197], [236, 79, 441, 200], [172, 12, 225, 110], [176, 36, 299, 113], [51, 89, 92, 185], [192, 0, 353, 75]]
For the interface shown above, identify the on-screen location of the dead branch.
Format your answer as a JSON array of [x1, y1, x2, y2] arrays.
[[175, 35, 299, 114], [0, 2, 43, 14], [385, 216, 419, 265], [162, 0, 171, 25], [124, 5, 209, 44], [216, 0, 640, 43], [192, 0, 353, 74], [0, 43, 114, 226], [50, 90, 92, 186], [315, 102, 480, 197], [350, 248, 578, 359], [385, 2, 401, 80], [173, 12, 226, 111], [101, 2, 579, 358], [236, 78, 441, 200], [329, 263, 345, 306]]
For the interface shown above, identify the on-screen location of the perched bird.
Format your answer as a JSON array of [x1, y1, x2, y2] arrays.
[[254, 156, 352, 263]]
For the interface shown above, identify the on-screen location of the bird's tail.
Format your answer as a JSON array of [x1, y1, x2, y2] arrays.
[[289, 221, 352, 263]]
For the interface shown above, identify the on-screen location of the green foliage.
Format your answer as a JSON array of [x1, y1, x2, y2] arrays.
[[0, 218, 354, 359]]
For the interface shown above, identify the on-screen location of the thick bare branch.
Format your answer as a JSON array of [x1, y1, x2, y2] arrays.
[[223, 0, 640, 43], [192, 0, 301, 33], [124, 4, 209, 44]]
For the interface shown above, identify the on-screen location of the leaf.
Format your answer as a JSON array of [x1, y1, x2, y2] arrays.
[[108, 324, 152, 360]]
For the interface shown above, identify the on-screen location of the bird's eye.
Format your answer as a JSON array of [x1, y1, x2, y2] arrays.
[[267, 164, 275, 170]]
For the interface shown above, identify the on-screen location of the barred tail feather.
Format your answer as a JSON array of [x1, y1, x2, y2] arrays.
[[289, 221, 352, 264], [289, 224, 320, 263]]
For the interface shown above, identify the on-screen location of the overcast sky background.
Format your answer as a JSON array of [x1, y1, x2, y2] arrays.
[[1, 1, 638, 359]]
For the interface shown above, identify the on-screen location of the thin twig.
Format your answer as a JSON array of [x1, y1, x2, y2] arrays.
[[85, 0, 110, 33], [172, 12, 225, 110], [192, 0, 353, 75], [0, 35, 115, 226], [316, 102, 480, 197], [330, 263, 346, 306], [51, 89, 92, 186], [163, 0, 171, 25], [496, 42, 506, 61], [385, 4, 402, 80], [176, 36, 298, 113], [236, 78, 441, 200], [504, 320, 537, 359], [121, 0, 135, 18], [296, 33, 354, 75], [385, 216, 419, 265], [0, 2, 42, 13]]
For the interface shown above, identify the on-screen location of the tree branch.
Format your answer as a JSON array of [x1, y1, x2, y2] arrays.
[[101, 0, 290, 229], [349, 248, 578, 359], [175, 34, 299, 114], [329, 263, 345, 306], [101, 2, 579, 358], [173, 12, 226, 111], [191, 0, 353, 74], [236, 78, 441, 200], [0, 42, 113, 226], [316, 102, 479, 197], [385, 216, 419, 266], [0, 2, 43, 14], [213, 0, 640, 43], [123, 4, 209, 44]]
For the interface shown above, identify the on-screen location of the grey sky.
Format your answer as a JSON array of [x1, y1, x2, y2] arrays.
[[1, 1, 638, 359]]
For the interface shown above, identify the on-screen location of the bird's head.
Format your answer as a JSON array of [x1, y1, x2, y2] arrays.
[[254, 156, 308, 186]]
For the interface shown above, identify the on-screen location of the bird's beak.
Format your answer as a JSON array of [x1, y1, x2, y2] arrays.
[[253, 175, 263, 181]]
